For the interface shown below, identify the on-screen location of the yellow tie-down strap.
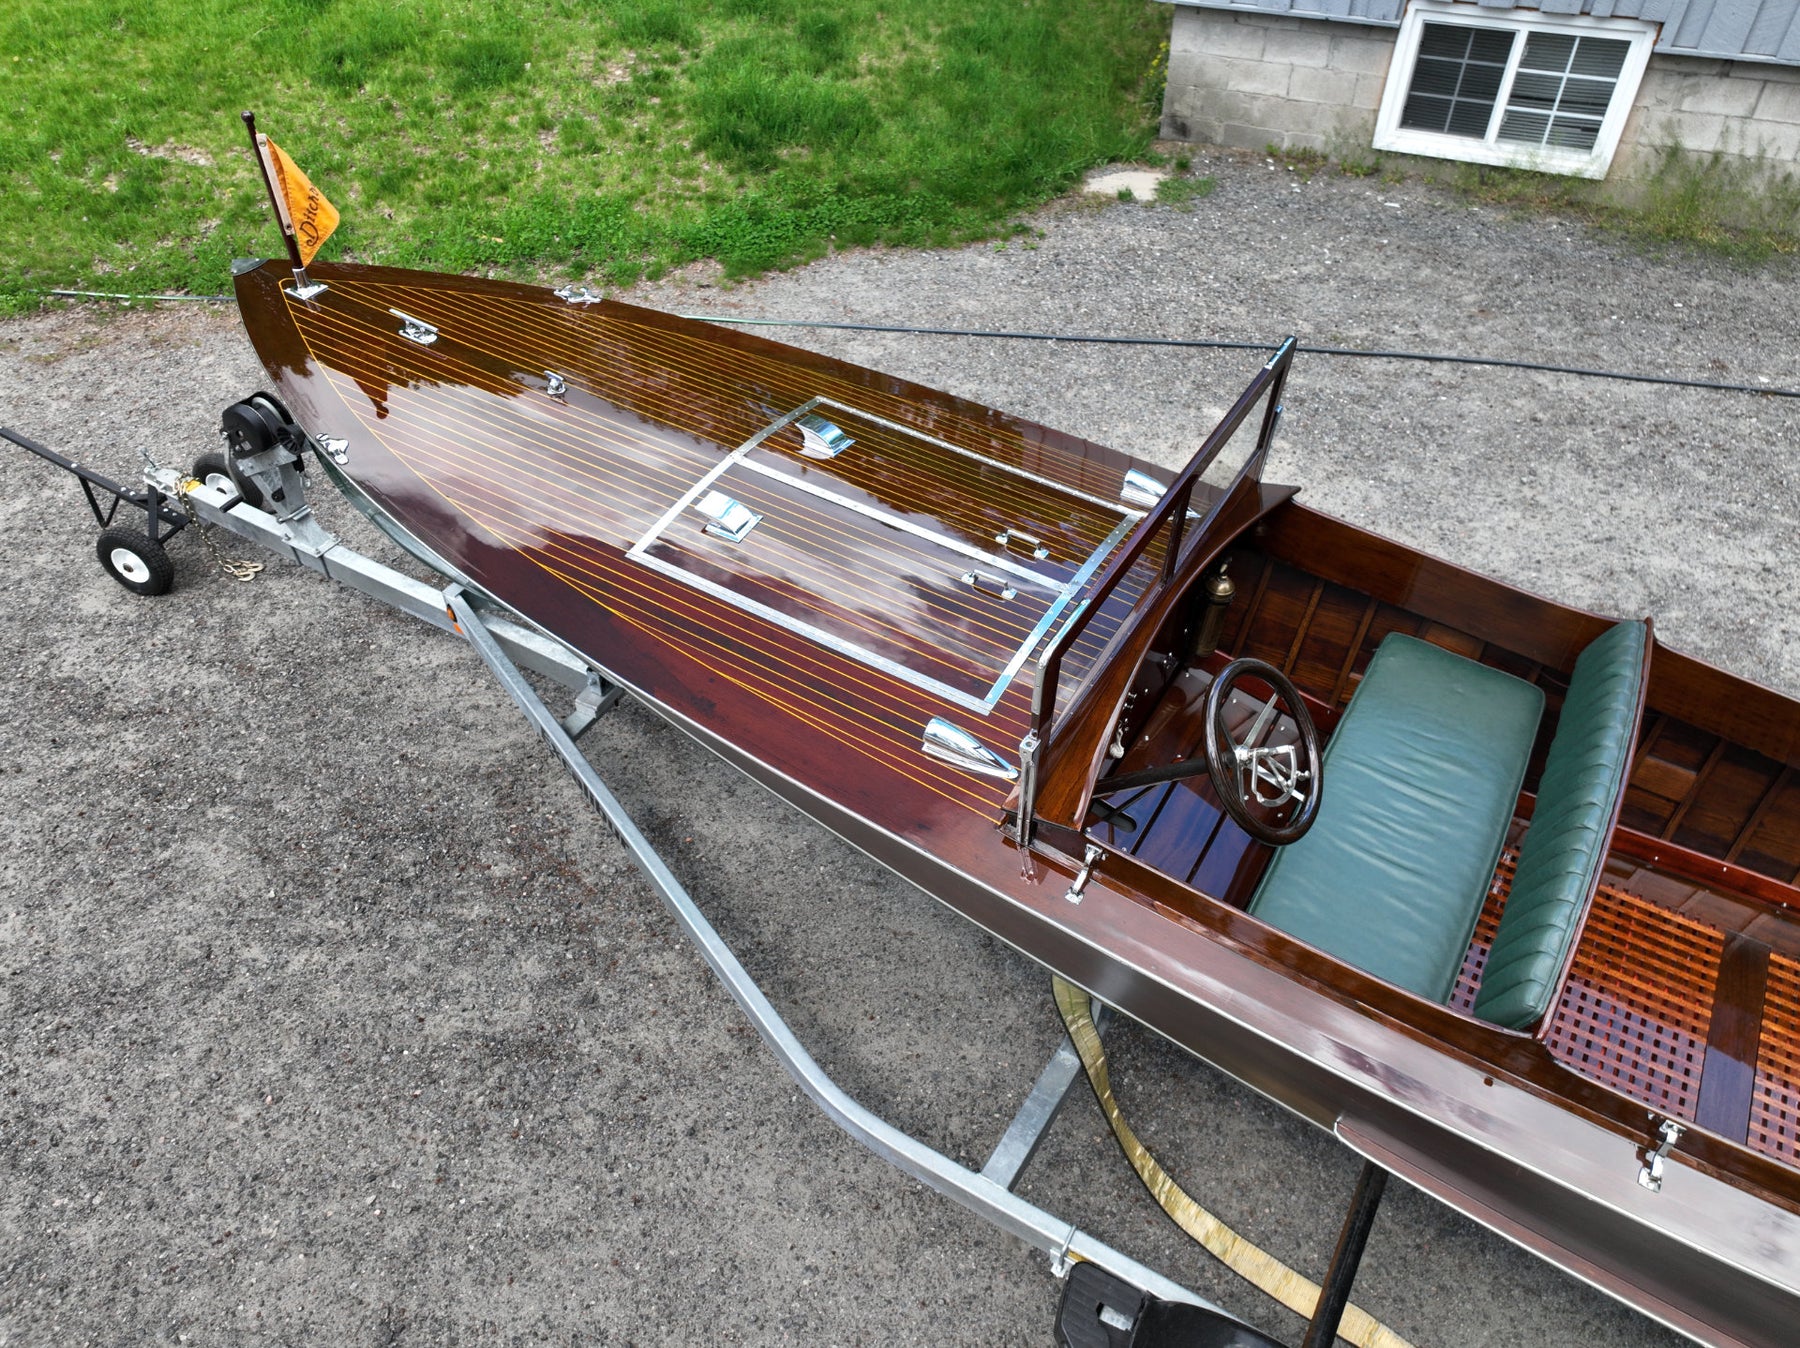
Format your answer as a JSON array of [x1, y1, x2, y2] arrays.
[[1052, 977, 1415, 1348]]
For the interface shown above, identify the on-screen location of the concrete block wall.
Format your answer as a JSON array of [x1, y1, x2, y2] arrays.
[[1163, 2, 1800, 186], [1161, 6, 1395, 153], [1614, 59, 1800, 181]]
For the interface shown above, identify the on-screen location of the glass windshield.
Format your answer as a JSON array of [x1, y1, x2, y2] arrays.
[[1029, 339, 1294, 742]]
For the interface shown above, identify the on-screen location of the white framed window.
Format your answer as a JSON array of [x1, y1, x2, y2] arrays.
[[1373, 1, 1657, 179]]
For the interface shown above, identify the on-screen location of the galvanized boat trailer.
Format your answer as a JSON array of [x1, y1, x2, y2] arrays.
[[6, 402, 1394, 1348]]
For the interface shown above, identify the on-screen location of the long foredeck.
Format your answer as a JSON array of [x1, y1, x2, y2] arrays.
[[232, 258, 1177, 862]]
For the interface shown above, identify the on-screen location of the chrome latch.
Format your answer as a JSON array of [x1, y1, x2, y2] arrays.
[[796, 414, 853, 460], [994, 528, 1050, 560], [960, 571, 1018, 601], [695, 490, 761, 543], [1065, 845, 1106, 904], [389, 308, 439, 346], [921, 717, 1018, 781], [554, 284, 603, 305], [545, 370, 568, 401], [1638, 1116, 1686, 1192]]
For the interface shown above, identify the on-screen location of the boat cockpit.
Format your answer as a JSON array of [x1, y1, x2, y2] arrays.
[[1019, 336, 1650, 1038], [1007, 336, 1800, 1184]]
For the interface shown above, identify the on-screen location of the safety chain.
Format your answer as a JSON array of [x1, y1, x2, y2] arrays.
[[177, 483, 265, 581], [137, 446, 265, 582]]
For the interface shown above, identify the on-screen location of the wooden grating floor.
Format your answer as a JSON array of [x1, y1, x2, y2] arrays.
[[1452, 855, 1800, 1161], [1753, 954, 1800, 1162], [1547, 884, 1719, 1124]]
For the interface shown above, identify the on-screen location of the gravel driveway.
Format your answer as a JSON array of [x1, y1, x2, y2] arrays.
[[3, 148, 1796, 1347]]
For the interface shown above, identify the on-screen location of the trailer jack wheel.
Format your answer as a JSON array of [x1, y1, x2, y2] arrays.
[[95, 527, 175, 596]]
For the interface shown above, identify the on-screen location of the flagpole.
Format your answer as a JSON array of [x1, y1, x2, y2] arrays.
[[241, 111, 324, 298]]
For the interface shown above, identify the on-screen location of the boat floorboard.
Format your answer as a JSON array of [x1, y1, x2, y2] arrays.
[[1454, 854, 1800, 1163]]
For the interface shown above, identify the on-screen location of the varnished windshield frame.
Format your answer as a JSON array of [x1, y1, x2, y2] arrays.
[[1021, 338, 1298, 833]]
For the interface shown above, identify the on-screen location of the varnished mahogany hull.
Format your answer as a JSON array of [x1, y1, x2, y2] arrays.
[[234, 259, 1800, 1346]]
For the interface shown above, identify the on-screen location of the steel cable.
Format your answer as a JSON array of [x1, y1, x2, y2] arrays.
[[680, 314, 1800, 400], [39, 289, 1799, 399]]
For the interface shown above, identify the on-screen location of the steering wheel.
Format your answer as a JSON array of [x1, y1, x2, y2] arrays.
[[1202, 658, 1323, 846]]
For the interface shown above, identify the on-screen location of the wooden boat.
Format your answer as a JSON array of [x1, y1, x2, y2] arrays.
[[230, 257, 1800, 1347]]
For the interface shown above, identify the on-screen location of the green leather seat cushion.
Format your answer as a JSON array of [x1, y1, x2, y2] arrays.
[[1472, 620, 1648, 1029], [1249, 635, 1545, 1002]]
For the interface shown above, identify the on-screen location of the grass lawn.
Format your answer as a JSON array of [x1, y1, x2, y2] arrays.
[[0, 0, 1167, 313]]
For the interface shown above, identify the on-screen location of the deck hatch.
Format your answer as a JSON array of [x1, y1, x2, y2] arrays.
[[627, 398, 1134, 714]]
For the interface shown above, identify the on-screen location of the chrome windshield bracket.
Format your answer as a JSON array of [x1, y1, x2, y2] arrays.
[[1120, 469, 1167, 510], [1637, 1116, 1685, 1192], [1064, 845, 1106, 904], [389, 308, 439, 346], [922, 717, 1018, 781], [1012, 730, 1042, 848]]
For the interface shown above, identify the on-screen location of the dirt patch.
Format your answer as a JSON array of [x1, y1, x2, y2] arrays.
[[125, 135, 215, 168]]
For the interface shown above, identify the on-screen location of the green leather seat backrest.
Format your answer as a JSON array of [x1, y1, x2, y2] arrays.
[[1472, 620, 1649, 1030], [1249, 635, 1544, 1003]]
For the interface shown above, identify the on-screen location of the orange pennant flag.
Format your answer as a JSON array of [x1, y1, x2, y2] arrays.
[[258, 134, 340, 267]]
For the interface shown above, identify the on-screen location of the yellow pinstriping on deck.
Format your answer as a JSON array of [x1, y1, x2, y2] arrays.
[[284, 295, 1018, 818], [340, 278, 1133, 592], [322, 283, 1116, 637], [297, 299, 1064, 659], [326, 279, 1139, 675], [316, 367, 1036, 678], [310, 355, 1041, 693], [343, 276, 1130, 520]]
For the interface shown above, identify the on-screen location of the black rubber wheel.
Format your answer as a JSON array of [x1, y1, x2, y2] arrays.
[[191, 450, 263, 511], [1202, 657, 1324, 846], [95, 527, 175, 596]]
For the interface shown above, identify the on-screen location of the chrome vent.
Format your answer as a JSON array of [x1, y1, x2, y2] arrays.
[[796, 414, 854, 460], [921, 718, 1018, 781], [695, 490, 761, 543]]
